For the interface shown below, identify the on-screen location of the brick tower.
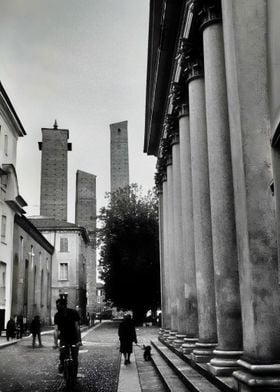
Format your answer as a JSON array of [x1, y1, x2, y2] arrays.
[[110, 121, 129, 192], [75, 170, 97, 314], [38, 121, 72, 220]]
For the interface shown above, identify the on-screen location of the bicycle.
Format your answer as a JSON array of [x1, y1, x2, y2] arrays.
[[60, 344, 78, 389]]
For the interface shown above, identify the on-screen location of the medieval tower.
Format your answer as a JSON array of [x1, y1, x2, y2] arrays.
[[38, 121, 71, 220], [75, 170, 97, 313], [110, 120, 129, 192]]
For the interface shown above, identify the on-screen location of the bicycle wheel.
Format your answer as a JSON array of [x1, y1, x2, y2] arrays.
[[64, 359, 74, 389]]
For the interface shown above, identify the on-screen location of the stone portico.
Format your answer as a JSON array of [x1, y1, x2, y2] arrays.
[[145, 1, 280, 390]]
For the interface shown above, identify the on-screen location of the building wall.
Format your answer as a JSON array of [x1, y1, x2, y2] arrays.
[[39, 127, 71, 221], [75, 170, 97, 314], [110, 121, 129, 192], [41, 230, 87, 322], [0, 102, 25, 330], [12, 222, 52, 326]]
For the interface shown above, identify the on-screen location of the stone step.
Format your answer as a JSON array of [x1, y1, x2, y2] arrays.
[[151, 340, 222, 392], [157, 339, 236, 392], [150, 346, 192, 391]]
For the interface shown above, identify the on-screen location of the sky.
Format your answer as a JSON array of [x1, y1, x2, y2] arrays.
[[0, 0, 156, 223]]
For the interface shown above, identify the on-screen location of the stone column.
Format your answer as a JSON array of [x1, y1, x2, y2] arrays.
[[187, 61, 217, 362], [178, 102, 198, 354], [161, 173, 171, 331], [222, 1, 280, 390], [201, 5, 243, 375], [169, 122, 187, 347], [156, 170, 167, 331], [166, 154, 178, 341]]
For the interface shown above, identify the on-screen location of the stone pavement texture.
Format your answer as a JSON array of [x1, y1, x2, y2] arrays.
[[0, 321, 164, 392]]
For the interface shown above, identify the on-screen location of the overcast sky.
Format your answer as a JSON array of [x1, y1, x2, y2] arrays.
[[0, 0, 156, 222]]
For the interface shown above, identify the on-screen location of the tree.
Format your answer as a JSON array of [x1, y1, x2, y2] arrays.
[[97, 184, 160, 324]]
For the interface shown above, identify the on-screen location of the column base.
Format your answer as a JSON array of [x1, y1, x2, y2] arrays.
[[173, 334, 186, 348], [191, 342, 217, 363], [207, 349, 243, 376], [166, 330, 177, 344], [162, 329, 171, 340], [233, 359, 280, 391], [181, 337, 198, 354]]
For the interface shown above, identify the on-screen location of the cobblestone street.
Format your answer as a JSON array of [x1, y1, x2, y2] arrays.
[[0, 321, 121, 392]]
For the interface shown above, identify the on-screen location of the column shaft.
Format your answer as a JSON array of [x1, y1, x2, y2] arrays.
[[166, 162, 178, 333], [161, 180, 171, 329], [171, 139, 187, 339], [178, 108, 198, 347], [222, 0, 280, 389], [203, 20, 243, 375], [189, 76, 217, 362]]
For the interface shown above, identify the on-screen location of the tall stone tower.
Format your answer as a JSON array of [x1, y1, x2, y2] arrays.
[[38, 121, 72, 220], [110, 121, 129, 192], [75, 170, 97, 314]]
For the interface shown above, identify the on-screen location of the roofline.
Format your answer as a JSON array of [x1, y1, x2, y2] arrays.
[[15, 214, 55, 254], [144, 0, 185, 156], [0, 82, 26, 136]]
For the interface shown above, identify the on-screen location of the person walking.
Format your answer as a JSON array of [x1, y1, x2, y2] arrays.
[[118, 313, 137, 365], [6, 317, 16, 341], [30, 315, 42, 348], [17, 315, 24, 339]]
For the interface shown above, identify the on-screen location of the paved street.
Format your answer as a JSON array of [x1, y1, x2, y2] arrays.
[[0, 321, 121, 392]]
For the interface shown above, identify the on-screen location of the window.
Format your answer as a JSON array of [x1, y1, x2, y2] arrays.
[[40, 270, 44, 307], [59, 263, 68, 280], [33, 266, 37, 305], [1, 215, 7, 242], [60, 238, 68, 252], [4, 135, 8, 155], [0, 262, 6, 307]]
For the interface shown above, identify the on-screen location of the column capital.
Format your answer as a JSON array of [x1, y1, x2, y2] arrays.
[[159, 133, 172, 161], [198, 1, 222, 31], [164, 114, 179, 146], [183, 57, 204, 83], [169, 82, 189, 117], [178, 103, 189, 119]]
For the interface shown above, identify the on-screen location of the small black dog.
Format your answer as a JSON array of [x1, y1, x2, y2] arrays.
[[143, 345, 152, 361]]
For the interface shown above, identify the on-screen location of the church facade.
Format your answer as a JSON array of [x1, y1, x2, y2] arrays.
[[144, 1, 280, 390]]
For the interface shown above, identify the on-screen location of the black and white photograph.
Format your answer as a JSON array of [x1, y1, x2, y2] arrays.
[[0, 0, 280, 391]]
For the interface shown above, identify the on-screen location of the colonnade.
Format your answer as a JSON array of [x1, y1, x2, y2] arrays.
[[156, 1, 280, 390]]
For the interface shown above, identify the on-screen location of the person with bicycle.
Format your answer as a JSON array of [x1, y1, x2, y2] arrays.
[[54, 298, 81, 376]]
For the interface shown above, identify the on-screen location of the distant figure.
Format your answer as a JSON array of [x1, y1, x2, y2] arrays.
[[16, 315, 24, 338], [86, 312, 90, 326], [6, 317, 16, 341], [118, 314, 137, 365], [30, 315, 42, 348]]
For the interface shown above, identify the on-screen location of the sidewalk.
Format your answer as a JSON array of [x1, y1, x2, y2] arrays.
[[117, 326, 159, 392], [0, 323, 96, 348]]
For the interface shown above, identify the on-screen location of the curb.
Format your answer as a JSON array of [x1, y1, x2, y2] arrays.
[[0, 322, 102, 349]]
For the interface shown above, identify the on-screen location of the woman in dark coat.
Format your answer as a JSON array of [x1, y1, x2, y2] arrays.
[[118, 314, 137, 365], [6, 317, 16, 341]]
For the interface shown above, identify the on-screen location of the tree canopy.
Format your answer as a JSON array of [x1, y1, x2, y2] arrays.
[[97, 184, 160, 323]]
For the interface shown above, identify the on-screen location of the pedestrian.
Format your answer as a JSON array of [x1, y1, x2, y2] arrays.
[[6, 317, 16, 341], [86, 312, 90, 326], [17, 315, 24, 338], [118, 313, 137, 365], [30, 315, 42, 348], [54, 298, 81, 376]]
